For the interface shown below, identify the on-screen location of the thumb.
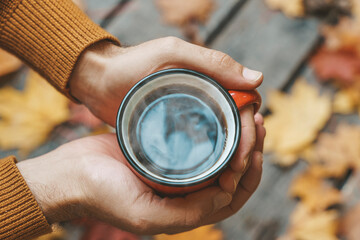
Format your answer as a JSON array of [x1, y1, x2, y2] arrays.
[[154, 37, 263, 90]]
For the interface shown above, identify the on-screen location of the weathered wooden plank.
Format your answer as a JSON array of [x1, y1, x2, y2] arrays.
[[83, 0, 122, 25], [210, 0, 320, 112], [219, 63, 360, 240], [105, 0, 246, 45]]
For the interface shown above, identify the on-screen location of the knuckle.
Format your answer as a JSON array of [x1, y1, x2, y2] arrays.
[[208, 50, 234, 67], [160, 36, 183, 51]]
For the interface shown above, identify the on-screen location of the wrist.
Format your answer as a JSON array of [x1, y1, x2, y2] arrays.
[[17, 153, 87, 224], [69, 41, 122, 105]]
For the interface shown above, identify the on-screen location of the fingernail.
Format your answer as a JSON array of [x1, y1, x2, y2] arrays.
[[213, 192, 232, 212], [243, 67, 262, 81]]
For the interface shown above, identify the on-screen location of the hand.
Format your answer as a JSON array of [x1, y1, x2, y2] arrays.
[[69, 37, 263, 127], [16, 119, 264, 235]]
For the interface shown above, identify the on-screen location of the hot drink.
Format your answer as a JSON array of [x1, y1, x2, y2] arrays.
[[116, 69, 261, 194], [129, 85, 226, 180]]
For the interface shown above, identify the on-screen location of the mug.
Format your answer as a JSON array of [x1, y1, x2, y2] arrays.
[[116, 69, 261, 195]]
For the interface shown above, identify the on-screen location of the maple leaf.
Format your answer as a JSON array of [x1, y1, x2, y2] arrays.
[[303, 124, 360, 178], [264, 78, 332, 166], [155, 0, 215, 26], [154, 225, 223, 240], [333, 85, 360, 115], [0, 71, 69, 155], [280, 204, 339, 240], [310, 48, 360, 86], [289, 170, 343, 211], [0, 49, 22, 77], [339, 203, 360, 240], [265, 0, 305, 18]]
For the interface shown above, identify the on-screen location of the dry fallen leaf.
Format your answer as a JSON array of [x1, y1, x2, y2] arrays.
[[290, 171, 343, 211], [156, 0, 215, 26], [339, 203, 360, 240], [333, 86, 360, 115], [280, 204, 339, 240], [311, 48, 360, 86], [304, 124, 360, 178], [155, 225, 223, 240], [265, 0, 305, 17], [264, 78, 332, 166], [0, 49, 22, 77], [0, 71, 69, 155]]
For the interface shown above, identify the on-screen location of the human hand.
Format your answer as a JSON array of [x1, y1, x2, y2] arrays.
[[16, 121, 264, 234], [69, 37, 263, 127]]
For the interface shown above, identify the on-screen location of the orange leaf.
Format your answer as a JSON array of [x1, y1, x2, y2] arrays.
[[156, 0, 215, 26], [154, 225, 223, 240], [0, 71, 69, 155], [280, 204, 339, 240], [289, 171, 343, 211]]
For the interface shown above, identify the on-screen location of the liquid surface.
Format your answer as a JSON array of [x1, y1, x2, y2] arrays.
[[134, 93, 225, 179]]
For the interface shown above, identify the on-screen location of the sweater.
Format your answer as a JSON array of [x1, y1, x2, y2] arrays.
[[0, 0, 120, 239]]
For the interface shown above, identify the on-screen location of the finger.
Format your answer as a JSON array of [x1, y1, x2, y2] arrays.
[[255, 123, 266, 153], [203, 151, 263, 225], [151, 37, 263, 90], [230, 105, 256, 173], [133, 187, 232, 234], [254, 112, 264, 125], [218, 120, 264, 194]]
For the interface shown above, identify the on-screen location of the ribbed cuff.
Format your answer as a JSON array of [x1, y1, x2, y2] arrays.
[[0, 0, 120, 99], [0, 156, 51, 240]]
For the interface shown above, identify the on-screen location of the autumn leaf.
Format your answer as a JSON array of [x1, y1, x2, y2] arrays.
[[289, 170, 343, 211], [154, 225, 223, 240], [304, 123, 360, 178], [155, 0, 215, 26], [0, 71, 69, 155], [0, 49, 22, 77], [280, 204, 339, 240], [333, 85, 360, 115], [265, 0, 305, 17], [310, 48, 360, 86], [264, 78, 332, 166]]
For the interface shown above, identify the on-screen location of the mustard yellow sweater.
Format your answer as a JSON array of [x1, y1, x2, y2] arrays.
[[0, 0, 119, 239]]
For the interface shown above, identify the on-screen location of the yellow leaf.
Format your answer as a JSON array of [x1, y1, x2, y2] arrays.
[[0, 71, 69, 155], [284, 204, 339, 240], [156, 0, 215, 26], [333, 87, 360, 115], [154, 225, 223, 240], [265, 0, 304, 17], [264, 78, 332, 166], [289, 171, 343, 211], [306, 124, 360, 178]]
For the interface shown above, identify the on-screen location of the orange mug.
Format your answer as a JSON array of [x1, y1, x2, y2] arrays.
[[116, 69, 261, 195]]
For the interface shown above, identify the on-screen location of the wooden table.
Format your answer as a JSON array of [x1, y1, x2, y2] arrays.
[[1, 0, 359, 239]]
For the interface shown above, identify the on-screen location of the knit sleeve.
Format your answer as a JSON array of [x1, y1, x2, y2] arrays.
[[0, 0, 120, 98], [0, 156, 51, 240]]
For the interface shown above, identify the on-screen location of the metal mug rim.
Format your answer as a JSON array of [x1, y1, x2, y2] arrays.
[[115, 68, 241, 187]]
